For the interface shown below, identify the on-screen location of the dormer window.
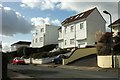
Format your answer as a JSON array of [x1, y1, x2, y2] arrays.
[[79, 13, 84, 17], [41, 28, 44, 32]]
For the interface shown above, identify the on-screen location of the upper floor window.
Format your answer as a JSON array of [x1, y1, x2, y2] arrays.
[[65, 40, 67, 45], [35, 30, 38, 35], [36, 38, 37, 43], [71, 26, 74, 32], [41, 28, 44, 32], [80, 23, 84, 29], [39, 37, 43, 42], [70, 39, 74, 44], [65, 27, 67, 33]]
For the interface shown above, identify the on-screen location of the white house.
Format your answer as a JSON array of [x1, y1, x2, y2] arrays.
[[58, 7, 106, 49], [31, 24, 60, 48], [109, 18, 120, 36], [11, 41, 31, 51]]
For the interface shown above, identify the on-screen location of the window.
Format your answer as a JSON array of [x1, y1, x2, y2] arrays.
[[39, 37, 43, 42], [65, 40, 67, 45], [36, 38, 37, 43], [70, 39, 74, 44], [65, 27, 67, 33], [59, 29, 62, 37], [71, 26, 74, 32], [41, 28, 44, 32], [80, 23, 84, 29], [36, 30, 38, 35]]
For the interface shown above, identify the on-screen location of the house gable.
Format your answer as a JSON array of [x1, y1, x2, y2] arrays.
[[61, 7, 96, 26]]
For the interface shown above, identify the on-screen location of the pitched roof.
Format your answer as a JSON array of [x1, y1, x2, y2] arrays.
[[109, 18, 120, 27], [61, 7, 96, 25], [58, 27, 62, 30], [11, 41, 31, 46]]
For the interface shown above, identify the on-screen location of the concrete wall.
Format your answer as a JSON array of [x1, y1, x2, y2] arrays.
[[97, 55, 120, 68], [62, 48, 97, 65]]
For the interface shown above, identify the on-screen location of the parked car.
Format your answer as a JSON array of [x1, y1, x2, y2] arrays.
[[11, 57, 25, 65], [53, 55, 67, 64]]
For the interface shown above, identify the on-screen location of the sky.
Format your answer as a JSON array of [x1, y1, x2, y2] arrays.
[[0, 0, 120, 52]]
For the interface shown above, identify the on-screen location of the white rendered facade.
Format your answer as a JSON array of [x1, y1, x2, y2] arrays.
[[31, 24, 59, 48], [58, 8, 106, 49]]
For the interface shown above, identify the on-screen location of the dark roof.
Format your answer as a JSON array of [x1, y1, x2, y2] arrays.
[[11, 41, 31, 46], [61, 7, 96, 25], [109, 18, 120, 27]]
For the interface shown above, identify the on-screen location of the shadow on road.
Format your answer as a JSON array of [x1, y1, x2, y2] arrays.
[[11, 69, 59, 77]]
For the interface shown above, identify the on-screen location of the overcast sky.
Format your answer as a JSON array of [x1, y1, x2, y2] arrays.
[[1, 0, 119, 52]]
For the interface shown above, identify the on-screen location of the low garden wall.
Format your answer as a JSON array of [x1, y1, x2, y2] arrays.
[[24, 56, 56, 64], [97, 55, 120, 68]]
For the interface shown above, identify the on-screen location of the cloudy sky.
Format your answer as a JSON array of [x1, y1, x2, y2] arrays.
[[1, 0, 119, 52]]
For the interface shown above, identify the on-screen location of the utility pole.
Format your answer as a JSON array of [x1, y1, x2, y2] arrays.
[[103, 10, 114, 68]]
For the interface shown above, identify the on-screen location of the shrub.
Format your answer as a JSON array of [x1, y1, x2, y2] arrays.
[[30, 52, 49, 59], [24, 44, 57, 57], [29, 48, 70, 59], [17, 46, 26, 56], [96, 32, 120, 55]]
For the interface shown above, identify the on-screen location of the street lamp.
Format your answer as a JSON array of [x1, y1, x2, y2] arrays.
[[103, 10, 114, 68]]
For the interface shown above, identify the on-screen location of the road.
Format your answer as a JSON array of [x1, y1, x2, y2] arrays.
[[7, 64, 118, 79]]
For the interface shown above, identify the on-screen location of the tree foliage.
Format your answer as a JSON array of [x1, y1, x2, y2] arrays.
[[96, 32, 120, 55]]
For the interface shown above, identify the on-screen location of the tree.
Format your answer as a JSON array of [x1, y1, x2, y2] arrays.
[[95, 32, 120, 55]]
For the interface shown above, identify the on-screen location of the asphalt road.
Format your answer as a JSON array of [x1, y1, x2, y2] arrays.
[[7, 64, 118, 79]]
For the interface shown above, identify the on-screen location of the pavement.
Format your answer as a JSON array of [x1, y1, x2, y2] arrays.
[[7, 63, 119, 79], [37, 63, 119, 72]]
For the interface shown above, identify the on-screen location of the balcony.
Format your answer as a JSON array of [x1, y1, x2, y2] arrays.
[[58, 35, 64, 40]]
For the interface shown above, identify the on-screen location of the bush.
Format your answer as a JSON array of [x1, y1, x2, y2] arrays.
[[28, 48, 70, 59], [96, 32, 120, 55], [17, 46, 26, 56], [49, 49, 70, 57], [24, 44, 57, 57], [30, 52, 49, 59]]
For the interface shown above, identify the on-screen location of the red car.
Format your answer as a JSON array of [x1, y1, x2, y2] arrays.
[[12, 57, 25, 65]]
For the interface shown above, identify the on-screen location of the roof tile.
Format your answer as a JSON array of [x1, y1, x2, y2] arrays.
[[61, 7, 96, 25]]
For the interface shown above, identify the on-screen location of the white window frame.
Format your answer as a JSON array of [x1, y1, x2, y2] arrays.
[[65, 27, 67, 33], [36, 38, 37, 43], [70, 39, 74, 44], [80, 23, 84, 29], [39, 37, 43, 42], [64, 40, 67, 45], [41, 28, 44, 32], [71, 26, 74, 32]]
